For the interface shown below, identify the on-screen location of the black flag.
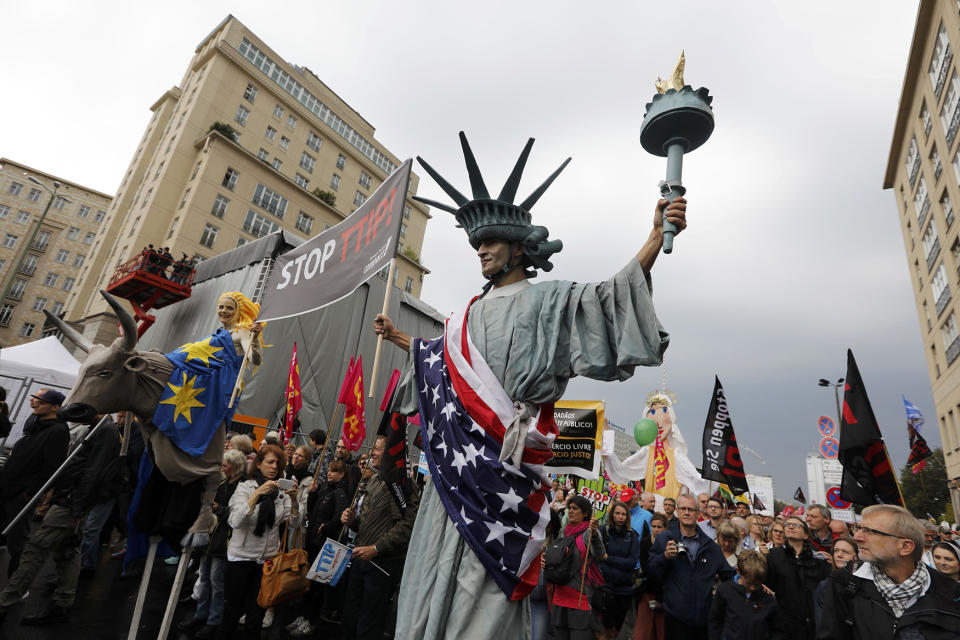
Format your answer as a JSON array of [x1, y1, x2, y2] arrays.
[[752, 493, 766, 512], [794, 487, 806, 503], [838, 350, 903, 506], [700, 377, 750, 495], [907, 425, 932, 472], [377, 391, 412, 515]]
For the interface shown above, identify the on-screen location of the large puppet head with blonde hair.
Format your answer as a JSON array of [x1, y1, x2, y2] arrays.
[[217, 291, 260, 332], [643, 391, 688, 458]]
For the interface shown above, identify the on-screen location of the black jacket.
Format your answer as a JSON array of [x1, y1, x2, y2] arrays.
[[709, 580, 784, 640], [817, 565, 960, 640], [764, 543, 832, 640], [51, 418, 121, 516], [598, 524, 643, 595], [208, 478, 241, 557], [0, 415, 69, 501], [306, 478, 349, 549]]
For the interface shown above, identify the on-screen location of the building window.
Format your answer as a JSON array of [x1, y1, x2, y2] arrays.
[[359, 172, 371, 189], [179, 188, 191, 209], [252, 184, 288, 218], [27, 188, 41, 203], [300, 152, 315, 173], [33, 231, 50, 250], [922, 102, 933, 137], [257, 148, 269, 161], [62, 277, 75, 291], [43, 272, 59, 287], [83, 232, 95, 245], [191, 161, 201, 180], [0, 205, 9, 219], [8, 182, 22, 196], [243, 209, 280, 238], [336, 154, 346, 170], [400, 222, 408, 237], [126, 217, 140, 238], [353, 191, 366, 206], [243, 83, 258, 103], [77, 204, 90, 218], [50, 301, 63, 316], [934, 262, 951, 314], [199, 223, 219, 248], [222, 168, 239, 190], [405, 277, 414, 293], [154, 161, 165, 180], [53, 196, 67, 211], [330, 174, 341, 190], [924, 300, 932, 330], [95, 209, 105, 223], [55, 249, 69, 263], [403, 205, 411, 219], [211, 194, 229, 218], [142, 188, 153, 207], [2, 234, 17, 249], [287, 115, 296, 129], [72, 253, 85, 268], [932, 146, 943, 182], [279, 136, 290, 151], [296, 211, 313, 235], [943, 312, 960, 364], [167, 217, 179, 240], [922, 221, 941, 270], [235, 105, 250, 126], [0, 304, 12, 326], [944, 192, 955, 229], [307, 132, 322, 151], [294, 174, 310, 189], [930, 22, 953, 99], [272, 158, 282, 170], [273, 104, 284, 119], [9, 278, 26, 299], [236, 237, 247, 248], [266, 126, 277, 141], [941, 69, 960, 147], [20, 254, 38, 275], [19, 322, 36, 338], [14, 210, 29, 224], [915, 176, 930, 226]]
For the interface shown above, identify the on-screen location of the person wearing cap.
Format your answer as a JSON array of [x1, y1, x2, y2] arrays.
[[0, 389, 68, 579], [621, 488, 653, 541], [372, 134, 686, 640]]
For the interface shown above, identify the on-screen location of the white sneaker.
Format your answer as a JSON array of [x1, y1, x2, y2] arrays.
[[262, 607, 274, 628], [286, 615, 306, 631], [290, 620, 314, 638], [239, 614, 246, 625]]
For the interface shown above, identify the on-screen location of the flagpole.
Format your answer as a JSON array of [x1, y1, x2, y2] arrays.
[[577, 526, 593, 607], [229, 337, 254, 409], [369, 257, 397, 399]]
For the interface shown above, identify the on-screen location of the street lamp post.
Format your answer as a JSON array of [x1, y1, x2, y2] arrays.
[[0, 176, 69, 311], [818, 377, 845, 437]]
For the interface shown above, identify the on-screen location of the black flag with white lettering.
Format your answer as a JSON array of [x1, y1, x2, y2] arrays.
[[752, 493, 766, 512], [794, 487, 806, 504], [838, 350, 904, 506], [700, 377, 749, 495]]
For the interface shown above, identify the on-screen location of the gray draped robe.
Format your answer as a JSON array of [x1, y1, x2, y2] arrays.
[[393, 257, 668, 640]]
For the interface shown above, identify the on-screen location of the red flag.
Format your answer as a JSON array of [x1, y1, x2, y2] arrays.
[[379, 369, 401, 412], [337, 356, 356, 403], [283, 343, 302, 444], [341, 356, 365, 451]]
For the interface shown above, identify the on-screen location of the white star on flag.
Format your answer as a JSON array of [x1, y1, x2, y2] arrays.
[[424, 350, 442, 368], [497, 487, 524, 513], [451, 450, 468, 475], [441, 401, 458, 422], [484, 520, 512, 545]]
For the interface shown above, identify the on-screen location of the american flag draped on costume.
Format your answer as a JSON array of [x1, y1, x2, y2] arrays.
[[413, 301, 557, 600]]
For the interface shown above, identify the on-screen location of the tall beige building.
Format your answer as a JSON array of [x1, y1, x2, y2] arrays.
[[69, 15, 430, 335], [0, 159, 112, 347], [885, 0, 960, 517]]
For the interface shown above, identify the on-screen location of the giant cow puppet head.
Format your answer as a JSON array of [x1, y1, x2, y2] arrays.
[[44, 290, 174, 421]]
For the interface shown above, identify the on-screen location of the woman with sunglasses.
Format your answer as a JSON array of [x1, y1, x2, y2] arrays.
[[763, 516, 831, 640]]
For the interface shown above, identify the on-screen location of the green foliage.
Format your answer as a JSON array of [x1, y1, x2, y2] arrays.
[[899, 447, 950, 520], [400, 246, 420, 263], [209, 122, 239, 142], [312, 189, 336, 207]]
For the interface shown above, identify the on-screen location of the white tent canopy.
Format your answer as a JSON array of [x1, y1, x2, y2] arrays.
[[0, 336, 81, 445]]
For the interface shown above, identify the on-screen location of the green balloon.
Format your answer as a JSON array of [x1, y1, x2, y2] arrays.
[[634, 418, 659, 447]]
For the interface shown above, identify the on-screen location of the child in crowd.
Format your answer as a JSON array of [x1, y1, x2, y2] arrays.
[[708, 550, 783, 640]]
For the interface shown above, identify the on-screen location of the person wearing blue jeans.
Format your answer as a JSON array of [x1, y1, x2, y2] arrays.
[[80, 499, 115, 572]]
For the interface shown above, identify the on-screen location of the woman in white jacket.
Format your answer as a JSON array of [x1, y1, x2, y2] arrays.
[[216, 443, 300, 639]]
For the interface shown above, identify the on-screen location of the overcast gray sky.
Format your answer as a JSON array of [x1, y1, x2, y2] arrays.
[[1, 1, 931, 500]]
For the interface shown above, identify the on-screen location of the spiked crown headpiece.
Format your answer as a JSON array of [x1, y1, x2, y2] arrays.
[[413, 132, 570, 273]]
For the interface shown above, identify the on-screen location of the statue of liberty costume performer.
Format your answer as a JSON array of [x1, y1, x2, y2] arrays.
[[376, 132, 687, 639]]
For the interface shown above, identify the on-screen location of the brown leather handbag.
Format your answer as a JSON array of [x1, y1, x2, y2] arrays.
[[257, 523, 310, 607]]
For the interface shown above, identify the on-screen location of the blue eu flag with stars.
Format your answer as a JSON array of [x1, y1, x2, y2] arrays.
[[153, 328, 243, 456]]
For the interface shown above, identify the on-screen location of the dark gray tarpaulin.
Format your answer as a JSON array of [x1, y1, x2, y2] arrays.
[[135, 231, 443, 450]]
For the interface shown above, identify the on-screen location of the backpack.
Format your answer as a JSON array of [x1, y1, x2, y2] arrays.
[[544, 534, 580, 585]]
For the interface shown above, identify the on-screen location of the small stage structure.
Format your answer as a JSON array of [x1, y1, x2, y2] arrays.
[[105, 250, 196, 338]]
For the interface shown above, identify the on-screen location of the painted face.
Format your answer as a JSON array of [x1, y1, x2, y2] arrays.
[[218, 298, 238, 326], [258, 453, 281, 480], [647, 403, 673, 440], [476, 239, 519, 279]]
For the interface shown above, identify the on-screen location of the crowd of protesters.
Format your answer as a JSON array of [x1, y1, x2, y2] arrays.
[[1, 391, 960, 638]]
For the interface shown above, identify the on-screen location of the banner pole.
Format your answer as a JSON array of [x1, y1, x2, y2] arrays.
[[311, 404, 343, 486], [577, 526, 593, 607], [369, 258, 397, 399], [228, 337, 254, 409]]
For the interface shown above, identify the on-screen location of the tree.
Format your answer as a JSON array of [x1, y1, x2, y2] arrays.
[[898, 447, 951, 520], [312, 188, 336, 207], [208, 121, 239, 142]]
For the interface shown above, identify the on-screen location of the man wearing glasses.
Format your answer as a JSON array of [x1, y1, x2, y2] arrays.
[[818, 504, 960, 639], [698, 497, 725, 541]]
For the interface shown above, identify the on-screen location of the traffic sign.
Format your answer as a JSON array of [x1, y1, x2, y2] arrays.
[[818, 416, 836, 437], [819, 436, 839, 459], [826, 486, 851, 510]]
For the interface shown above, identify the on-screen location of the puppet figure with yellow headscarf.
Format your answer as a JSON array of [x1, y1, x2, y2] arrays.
[[216, 291, 265, 366], [603, 390, 708, 506]]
